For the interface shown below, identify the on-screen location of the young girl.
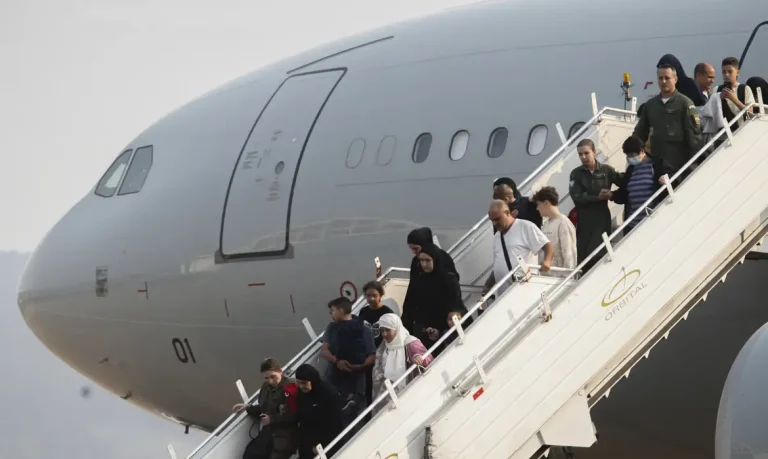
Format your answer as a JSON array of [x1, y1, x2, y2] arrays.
[[357, 280, 394, 406]]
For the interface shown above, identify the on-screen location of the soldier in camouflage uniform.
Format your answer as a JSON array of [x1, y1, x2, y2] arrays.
[[633, 63, 703, 179], [569, 139, 623, 273]]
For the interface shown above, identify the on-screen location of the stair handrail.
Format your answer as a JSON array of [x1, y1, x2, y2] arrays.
[[185, 266, 409, 458], [447, 102, 636, 260], [317, 257, 546, 457], [315, 97, 766, 459], [453, 99, 767, 392], [544, 101, 764, 306]]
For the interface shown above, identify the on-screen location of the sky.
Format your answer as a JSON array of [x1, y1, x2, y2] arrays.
[[0, 0, 478, 252], [0, 0, 477, 456], [0, 251, 206, 458]]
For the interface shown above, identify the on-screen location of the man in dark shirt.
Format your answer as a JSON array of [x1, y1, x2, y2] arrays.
[[492, 177, 543, 228], [319, 297, 375, 425], [694, 62, 716, 106]]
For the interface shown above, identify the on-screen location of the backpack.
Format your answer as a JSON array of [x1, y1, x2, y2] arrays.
[[242, 426, 273, 459], [717, 83, 747, 123]]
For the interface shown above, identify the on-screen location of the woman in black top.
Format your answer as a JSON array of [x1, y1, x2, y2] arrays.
[[295, 364, 344, 459], [405, 227, 459, 280], [401, 244, 466, 356]]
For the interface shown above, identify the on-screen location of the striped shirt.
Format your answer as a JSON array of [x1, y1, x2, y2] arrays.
[[626, 161, 655, 228]]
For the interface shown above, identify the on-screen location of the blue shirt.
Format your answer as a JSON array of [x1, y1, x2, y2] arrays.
[[626, 161, 655, 228]]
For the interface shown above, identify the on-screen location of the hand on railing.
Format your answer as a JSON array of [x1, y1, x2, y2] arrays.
[[232, 403, 248, 413]]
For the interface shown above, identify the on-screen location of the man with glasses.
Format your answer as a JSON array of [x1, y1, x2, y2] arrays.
[[611, 136, 664, 236]]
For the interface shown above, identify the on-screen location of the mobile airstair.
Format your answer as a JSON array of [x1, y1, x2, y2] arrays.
[[171, 90, 768, 459]]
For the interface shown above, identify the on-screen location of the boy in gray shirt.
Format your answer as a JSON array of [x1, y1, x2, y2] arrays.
[[531, 186, 577, 277]]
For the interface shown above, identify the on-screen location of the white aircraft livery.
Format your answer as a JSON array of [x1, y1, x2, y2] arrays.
[[16, 0, 768, 457]]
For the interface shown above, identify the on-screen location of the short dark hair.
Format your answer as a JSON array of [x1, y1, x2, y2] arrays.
[[328, 297, 353, 314], [531, 186, 559, 206], [657, 63, 677, 75], [493, 177, 518, 193], [362, 280, 384, 296], [576, 138, 596, 152], [722, 56, 740, 69], [260, 358, 281, 373], [622, 136, 644, 155], [694, 62, 711, 76]]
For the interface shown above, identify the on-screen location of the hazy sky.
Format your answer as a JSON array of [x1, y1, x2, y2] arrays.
[[0, 251, 207, 458], [0, 0, 477, 252], [0, 1, 477, 456]]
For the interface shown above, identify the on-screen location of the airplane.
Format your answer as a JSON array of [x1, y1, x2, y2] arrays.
[[15, 0, 768, 457]]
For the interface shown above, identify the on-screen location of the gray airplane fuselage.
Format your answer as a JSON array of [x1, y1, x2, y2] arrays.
[[16, 0, 768, 457]]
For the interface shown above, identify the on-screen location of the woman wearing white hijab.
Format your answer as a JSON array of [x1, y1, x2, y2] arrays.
[[371, 313, 433, 413]]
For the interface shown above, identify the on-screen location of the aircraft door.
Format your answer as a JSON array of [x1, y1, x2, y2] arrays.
[[739, 21, 768, 87], [220, 68, 345, 258]]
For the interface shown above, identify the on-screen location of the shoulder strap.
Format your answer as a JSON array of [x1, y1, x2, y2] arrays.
[[738, 83, 746, 103], [499, 229, 514, 272]]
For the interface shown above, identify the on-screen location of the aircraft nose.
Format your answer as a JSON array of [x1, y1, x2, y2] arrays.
[[16, 201, 101, 369]]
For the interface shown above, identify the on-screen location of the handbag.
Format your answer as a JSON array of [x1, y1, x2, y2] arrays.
[[242, 424, 274, 459]]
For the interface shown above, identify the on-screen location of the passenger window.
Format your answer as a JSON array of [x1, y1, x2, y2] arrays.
[[569, 122, 586, 138], [345, 138, 366, 169], [527, 125, 548, 156], [449, 130, 469, 161], [412, 133, 432, 163], [487, 127, 508, 158], [376, 136, 397, 166], [95, 149, 133, 197], [118, 146, 153, 195]]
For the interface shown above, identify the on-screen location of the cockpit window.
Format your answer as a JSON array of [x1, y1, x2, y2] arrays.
[[95, 150, 133, 197], [118, 145, 153, 195]]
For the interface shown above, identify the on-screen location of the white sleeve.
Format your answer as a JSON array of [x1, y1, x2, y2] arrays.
[[745, 86, 756, 107], [522, 220, 549, 254], [558, 219, 578, 269]]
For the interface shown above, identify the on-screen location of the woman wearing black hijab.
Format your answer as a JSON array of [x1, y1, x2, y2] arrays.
[[405, 227, 459, 280], [746, 77, 768, 114], [294, 364, 344, 459], [657, 54, 707, 106], [401, 243, 467, 356]]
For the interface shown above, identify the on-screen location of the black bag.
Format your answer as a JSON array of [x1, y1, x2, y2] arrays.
[[499, 230, 515, 272], [243, 424, 274, 459], [718, 83, 747, 123]]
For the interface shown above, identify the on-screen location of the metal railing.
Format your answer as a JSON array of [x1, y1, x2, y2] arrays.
[[448, 94, 767, 404], [182, 89, 764, 458], [184, 266, 409, 458], [544, 96, 765, 306], [314, 259, 581, 458], [447, 102, 637, 261], [313, 94, 766, 459]]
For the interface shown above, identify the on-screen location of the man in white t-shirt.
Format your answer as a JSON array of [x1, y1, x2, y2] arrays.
[[485, 200, 554, 296]]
